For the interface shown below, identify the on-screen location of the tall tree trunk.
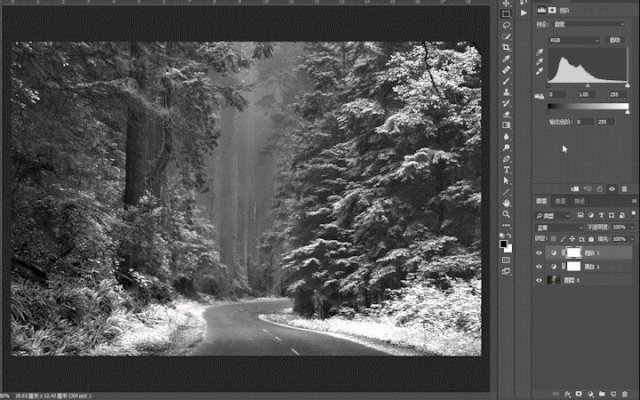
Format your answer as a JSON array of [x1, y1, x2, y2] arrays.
[[124, 42, 147, 208], [149, 42, 174, 201], [239, 71, 256, 293], [271, 249, 281, 295], [120, 42, 148, 276], [233, 112, 249, 295], [218, 106, 237, 298], [243, 198, 249, 281]]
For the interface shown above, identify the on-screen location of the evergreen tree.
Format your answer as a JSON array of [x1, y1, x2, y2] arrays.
[[10, 41, 267, 290], [266, 42, 481, 316]]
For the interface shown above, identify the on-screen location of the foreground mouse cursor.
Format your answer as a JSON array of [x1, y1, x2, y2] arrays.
[[562, 145, 568, 153]]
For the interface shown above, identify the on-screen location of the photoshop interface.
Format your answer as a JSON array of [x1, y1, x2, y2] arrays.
[[0, 1, 638, 400]]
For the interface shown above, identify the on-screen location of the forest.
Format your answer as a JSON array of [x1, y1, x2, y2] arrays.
[[9, 41, 482, 356]]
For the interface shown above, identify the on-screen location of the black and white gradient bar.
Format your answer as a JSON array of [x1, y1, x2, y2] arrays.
[[548, 103, 630, 110]]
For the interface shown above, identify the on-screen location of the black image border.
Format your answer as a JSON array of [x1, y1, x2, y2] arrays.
[[2, 5, 490, 392]]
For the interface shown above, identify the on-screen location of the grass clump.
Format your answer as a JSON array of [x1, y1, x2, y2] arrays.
[[11, 274, 127, 355], [83, 297, 207, 356], [11, 272, 205, 356]]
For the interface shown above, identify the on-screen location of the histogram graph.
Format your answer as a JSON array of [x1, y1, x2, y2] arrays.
[[548, 47, 628, 84]]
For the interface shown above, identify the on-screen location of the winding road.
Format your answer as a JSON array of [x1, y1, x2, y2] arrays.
[[191, 298, 389, 356]]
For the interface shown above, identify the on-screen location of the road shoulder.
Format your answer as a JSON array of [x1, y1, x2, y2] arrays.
[[259, 314, 433, 356]]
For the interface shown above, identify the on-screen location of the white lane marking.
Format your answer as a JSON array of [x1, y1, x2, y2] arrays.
[[262, 329, 268, 333], [258, 315, 396, 355], [291, 348, 300, 355], [274, 336, 281, 342]]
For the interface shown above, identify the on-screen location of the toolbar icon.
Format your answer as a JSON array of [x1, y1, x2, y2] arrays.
[[500, 240, 513, 253]]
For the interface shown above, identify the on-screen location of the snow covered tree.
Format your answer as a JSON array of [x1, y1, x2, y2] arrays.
[[266, 42, 481, 316]]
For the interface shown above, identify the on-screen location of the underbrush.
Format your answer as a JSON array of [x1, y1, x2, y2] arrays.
[[11, 274, 205, 356], [12, 275, 126, 355], [374, 277, 481, 337], [264, 277, 481, 356], [86, 299, 206, 356]]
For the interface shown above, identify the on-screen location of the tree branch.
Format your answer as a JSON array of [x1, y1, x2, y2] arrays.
[[422, 42, 445, 104]]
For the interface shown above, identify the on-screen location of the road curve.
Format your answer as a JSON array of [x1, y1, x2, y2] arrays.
[[191, 298, 389, 356]]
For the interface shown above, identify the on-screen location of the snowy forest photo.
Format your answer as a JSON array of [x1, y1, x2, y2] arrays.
[[9, 41, 482, 356]]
